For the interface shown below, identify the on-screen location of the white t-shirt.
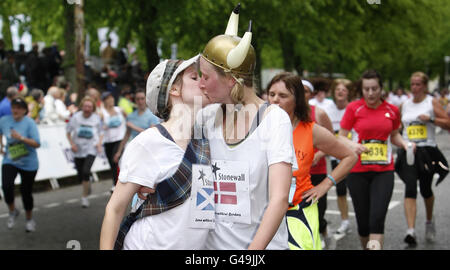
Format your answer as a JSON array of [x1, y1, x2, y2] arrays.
[[66, 111, 103, 158], [118, 128, 210, 250], [388, 93, 409, 107], [42, 95, 70, 124], [102, 107, 127, 143], [401, 95, 436, 147], [199, 104, 297, 250], [309, 98, 334, 116]]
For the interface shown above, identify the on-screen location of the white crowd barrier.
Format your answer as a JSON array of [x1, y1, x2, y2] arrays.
[[0, 124, 111, 190]]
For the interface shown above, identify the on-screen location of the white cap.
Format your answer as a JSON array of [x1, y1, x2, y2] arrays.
[[146, 54, 200, 116]]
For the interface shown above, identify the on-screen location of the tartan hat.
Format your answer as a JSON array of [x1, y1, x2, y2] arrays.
[[146, 55, 200, 117]]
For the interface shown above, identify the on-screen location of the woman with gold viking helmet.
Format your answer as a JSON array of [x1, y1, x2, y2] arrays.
[[197, 4, 297, 250]]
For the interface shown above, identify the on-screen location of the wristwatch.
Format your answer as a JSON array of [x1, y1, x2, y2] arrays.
[[429, 116, 435, 124]]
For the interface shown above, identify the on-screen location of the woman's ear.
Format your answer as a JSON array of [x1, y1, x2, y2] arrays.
[[169, 86, 181, 97]]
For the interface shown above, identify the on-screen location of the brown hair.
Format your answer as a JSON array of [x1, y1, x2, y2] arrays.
[[266, 72, 311, 123], [356, 69, 383, 98]]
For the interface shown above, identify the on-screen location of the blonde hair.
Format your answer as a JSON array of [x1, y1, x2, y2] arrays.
[[79, 96, 96, 112], [330, 78, 354, 101], [411, 71, 429, 86], [213, 65, 254, 104]]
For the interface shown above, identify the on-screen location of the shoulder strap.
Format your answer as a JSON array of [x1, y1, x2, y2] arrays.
[[248, 102, 269, 134], [154, 124, 175, 143]]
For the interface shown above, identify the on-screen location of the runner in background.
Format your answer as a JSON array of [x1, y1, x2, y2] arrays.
[[339, 69, 413, 250], [66, 96, 103, 208], [396, 71, 450, 247], [0, 97, 40, 232], [99, 92, 127, 192], [267, 72, 357, 250], [113, 89, 160, 165], [328, 78, 354, 235], [304, 78, 335, 249]]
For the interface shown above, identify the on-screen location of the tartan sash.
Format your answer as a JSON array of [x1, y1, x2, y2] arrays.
[[114, 124, 210, 250]]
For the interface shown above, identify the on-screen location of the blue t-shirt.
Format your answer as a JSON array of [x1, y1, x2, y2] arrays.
[[0, 97, 12, 118], [0, 115, 40, 171], [126, 109, 160, 140]]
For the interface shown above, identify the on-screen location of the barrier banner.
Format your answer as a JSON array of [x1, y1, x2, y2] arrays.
[[0, 124, 110, 187]]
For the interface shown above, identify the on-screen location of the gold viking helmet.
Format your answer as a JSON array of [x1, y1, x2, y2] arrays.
[[202, 3, 256, 76]]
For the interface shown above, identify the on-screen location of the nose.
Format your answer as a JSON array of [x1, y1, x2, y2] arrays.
[[271, 95, 279, 104], [199, 77, 206, 89]]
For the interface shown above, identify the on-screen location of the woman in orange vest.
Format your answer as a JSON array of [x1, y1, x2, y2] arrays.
[[267, 72, 357, 250]]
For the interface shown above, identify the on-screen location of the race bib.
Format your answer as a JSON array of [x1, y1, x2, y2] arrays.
[[407, 122, 427, 141], [189, 164, 215, 229], [212, 160, 251, 224], [77, 125, 94, 139], [360, 139, 388, 165], [108, 116, 122, 128], [8, 142, 29, 161]]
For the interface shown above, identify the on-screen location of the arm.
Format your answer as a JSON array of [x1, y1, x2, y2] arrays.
[[338, 128, 367, 155], [100, 181, 141, 249], [10, 130, 40, 148], [127, 122, 145, 133], [419, 98, 450, 130], [66, 132, 78, 153], [0, 134, 4, 155], [303, 124, 357, 203], [114, 128, 131, 163], [313, 107, 333, 163], [248, 162, 291, 250], [390, 129, 412, 151]]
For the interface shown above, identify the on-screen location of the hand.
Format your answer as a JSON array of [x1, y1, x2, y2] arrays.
[[311, 153, 321, 167], [113, 152, 121, 163], [418, 114, 431, 123], [71, 143, 78, 153], [355, 143, 368, 156], [10, 129, 23, 141], [137, 186, 156, 200], [96, 143, 103, 153], [404, 141, 417, 153], [302, 179, 333, 203]]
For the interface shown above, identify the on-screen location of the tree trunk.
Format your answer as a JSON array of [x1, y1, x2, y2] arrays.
[[279, 31, 295, 72], [74, 0, 86, 101], [138, 0, 159, 71], [63, 0, 76, 98], [0, 12, 14, 49]]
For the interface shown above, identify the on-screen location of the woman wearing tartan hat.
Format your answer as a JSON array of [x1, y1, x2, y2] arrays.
[[100, 54, 213, 250]]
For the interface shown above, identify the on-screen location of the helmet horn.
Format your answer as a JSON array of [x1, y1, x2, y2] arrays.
[[224, 3, 240, 36], [226, 20, 252, 69]]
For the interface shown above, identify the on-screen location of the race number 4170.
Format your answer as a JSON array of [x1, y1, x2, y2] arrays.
[[367, 0, 381, 4]]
